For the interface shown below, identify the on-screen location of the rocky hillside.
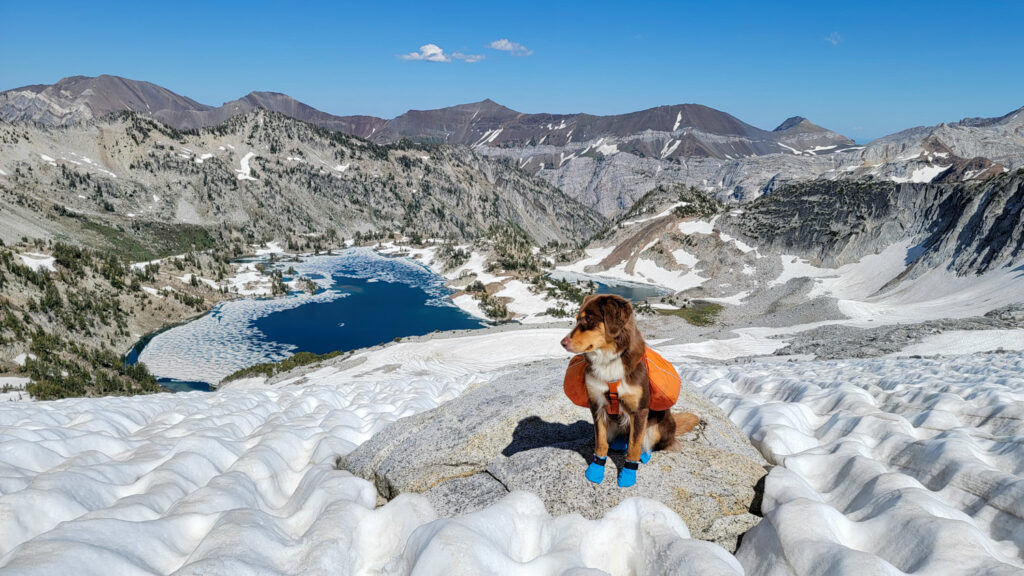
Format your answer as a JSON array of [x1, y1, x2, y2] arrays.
[[722, 170, 1024, 276], [0, 109, 604, 250], [6, 75, 1019, 217], [0, 241, 238, 399]]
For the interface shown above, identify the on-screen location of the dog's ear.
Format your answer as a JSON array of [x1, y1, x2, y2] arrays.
[[600, 295, 633, 337]]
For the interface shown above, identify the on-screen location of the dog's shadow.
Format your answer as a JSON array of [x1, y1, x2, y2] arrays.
[[502, 416, 596, 463]]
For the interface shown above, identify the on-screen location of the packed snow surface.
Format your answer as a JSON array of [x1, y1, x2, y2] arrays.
[[0, 326, 745, 575], [4, 330, 1021, 574], [687, 353, 1024, 575]]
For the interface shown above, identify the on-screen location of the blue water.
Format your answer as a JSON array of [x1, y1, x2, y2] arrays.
[[253, 275, 484, 356], [547, 272, 669, 302], [127, 249, 485, 392], [594, 281, 667, 301]]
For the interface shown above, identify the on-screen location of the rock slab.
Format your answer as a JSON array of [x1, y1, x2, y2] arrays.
[[341, 359, 768, 551]]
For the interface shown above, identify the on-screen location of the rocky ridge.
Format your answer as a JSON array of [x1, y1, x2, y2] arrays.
[[5, 75, 1019, 217], [0, 109, 604, 249]]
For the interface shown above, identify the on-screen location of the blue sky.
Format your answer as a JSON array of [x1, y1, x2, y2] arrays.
[[2, 0, 1022, 141]]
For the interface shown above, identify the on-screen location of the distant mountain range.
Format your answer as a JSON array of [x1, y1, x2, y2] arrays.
[[2, 75, 1021, 215], [0, 75, 854, 156]]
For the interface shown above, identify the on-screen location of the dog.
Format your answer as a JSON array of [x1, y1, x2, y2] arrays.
[[560, 293, 699, 487]]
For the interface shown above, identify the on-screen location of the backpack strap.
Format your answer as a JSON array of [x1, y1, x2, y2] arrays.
[[607, 380, 620, 415]]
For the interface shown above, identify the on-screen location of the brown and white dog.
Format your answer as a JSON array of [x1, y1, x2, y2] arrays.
[[560, 293, 699, 486]]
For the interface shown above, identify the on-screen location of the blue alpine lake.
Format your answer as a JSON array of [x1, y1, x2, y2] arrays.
[[547, 271, 670, 302], [127, 248, 486, 391]]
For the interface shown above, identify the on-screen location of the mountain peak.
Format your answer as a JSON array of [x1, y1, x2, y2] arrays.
[[774, 116, 810, 131]]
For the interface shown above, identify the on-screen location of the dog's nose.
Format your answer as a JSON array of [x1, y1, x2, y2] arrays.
[[560, 336, 570, 349]]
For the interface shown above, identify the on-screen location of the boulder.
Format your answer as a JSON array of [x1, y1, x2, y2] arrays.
[[341, 359, 768, 551]]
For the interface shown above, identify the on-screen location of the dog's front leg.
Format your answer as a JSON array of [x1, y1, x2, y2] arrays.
[[619, 408, 649, 487], [585, 407, 609, 484]]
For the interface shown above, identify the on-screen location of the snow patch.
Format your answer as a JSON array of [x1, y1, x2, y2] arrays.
[[677, 219, 715, 235], [892, 164, 951, 183], [18, 253, 56, 272], [894, 329, 1024, 357], [236, 151, 257, 181]]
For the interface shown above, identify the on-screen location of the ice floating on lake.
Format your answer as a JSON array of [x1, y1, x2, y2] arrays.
[[138, 248, 473, 384]]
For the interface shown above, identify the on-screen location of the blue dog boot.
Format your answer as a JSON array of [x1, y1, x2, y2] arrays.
[[609, 436, 629, 453], [640, 451, 652, 464], [585, 455, 607, 484], [618, 460, 640, 487], [609, 436, 628, 452]]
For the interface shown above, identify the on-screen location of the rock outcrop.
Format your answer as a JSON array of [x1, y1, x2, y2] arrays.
[[724, 172, 1024, 275], [341, 360, 768, 552]]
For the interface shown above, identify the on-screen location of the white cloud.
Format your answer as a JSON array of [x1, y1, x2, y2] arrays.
[[825, 32, 843, 45], [401, 44, 450, 62], [453, 51, 485, 63], [488, 38, 532, 56]]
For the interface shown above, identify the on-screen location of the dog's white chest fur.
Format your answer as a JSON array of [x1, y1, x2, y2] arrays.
[[584, 348, 637, 409]]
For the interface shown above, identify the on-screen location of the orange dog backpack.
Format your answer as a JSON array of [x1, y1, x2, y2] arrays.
[[563, 347, 681, 414]]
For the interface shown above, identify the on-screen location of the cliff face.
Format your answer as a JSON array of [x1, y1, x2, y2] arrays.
[[724, 173, 1024, 276]]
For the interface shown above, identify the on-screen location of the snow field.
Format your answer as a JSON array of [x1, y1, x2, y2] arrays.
[[684, 353, 1024, 575], [1, 327, 740, 575]]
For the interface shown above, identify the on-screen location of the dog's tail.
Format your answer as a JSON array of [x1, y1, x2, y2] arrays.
[[673, 412, 701, 435]]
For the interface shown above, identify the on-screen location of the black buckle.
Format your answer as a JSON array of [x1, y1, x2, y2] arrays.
[[591, 455, 607, 466], [623, 460, 639, 470]]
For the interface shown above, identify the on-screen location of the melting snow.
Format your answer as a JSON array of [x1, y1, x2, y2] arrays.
[[18, 253, 56, 272], [671, 249, 699, 268], [475, 128, 503, 146], [236, 151, 257, 181], [0, 377, 29, 403], [673, 110, 682, 131], [677, 219, 715, 235], [892, 164, 951, 183], [660, 139, 682, 159], [777, 143, 801, 155]]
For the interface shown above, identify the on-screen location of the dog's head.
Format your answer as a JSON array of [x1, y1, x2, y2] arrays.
[[560, 294, 634, 355]]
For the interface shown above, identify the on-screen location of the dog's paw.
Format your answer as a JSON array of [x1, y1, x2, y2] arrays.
[[609, 436, 628, 452], [640, 451, 651, 464], [618, 460, 639, 487], [585, 455, 606, 484]]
